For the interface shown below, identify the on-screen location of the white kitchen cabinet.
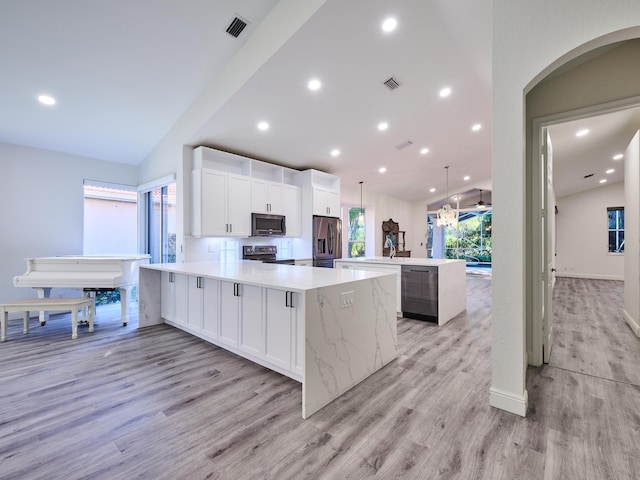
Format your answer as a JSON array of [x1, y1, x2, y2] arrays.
[[238, 284, 263, 357], [201, 278, 220, 339], [161, 271, 187, 325], [219, 280, 262, 353], [252, 179, 283, 214], [313, 187, 340, 217], [265, 289, 304, 375], [219, 281, 240, 348], [187, 276, 219, 335], [294, 259, 312, 266], [192, 168, 251, 237], [282, 184, 301, 237]]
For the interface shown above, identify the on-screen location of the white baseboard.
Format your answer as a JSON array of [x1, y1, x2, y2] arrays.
[[489, 386, 528, 417], [555, 272, 624, 281], [623, 309, 640, 337]]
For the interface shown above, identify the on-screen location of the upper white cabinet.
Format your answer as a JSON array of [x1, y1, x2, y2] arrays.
[[252, 179, 283, 214], [282, 184, 301, 237], [312, 187, 340, 217], [192, 169, 251, 237]]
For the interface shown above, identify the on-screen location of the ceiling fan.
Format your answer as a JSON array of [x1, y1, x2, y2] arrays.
[[470, 189, 492, 209]]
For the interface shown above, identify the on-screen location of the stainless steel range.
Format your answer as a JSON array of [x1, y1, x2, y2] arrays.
[[242, 245, 295, 265]]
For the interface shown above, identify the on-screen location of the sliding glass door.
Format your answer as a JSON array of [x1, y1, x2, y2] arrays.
[[140, 181, 176, 264]]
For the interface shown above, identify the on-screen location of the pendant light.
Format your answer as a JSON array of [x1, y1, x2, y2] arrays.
[[436, 166, 458, 227], [358, 181, 364, 225]]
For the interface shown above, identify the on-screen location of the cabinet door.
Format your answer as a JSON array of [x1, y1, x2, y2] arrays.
[[326, 191, 340, 217], [219, 281, 239, 347], [160, 271, 174, 321], [173, 273, 188, 326], [267, 182, 283, 213], [227, 174, 251, 236], [239, 284, 264, 357], [312, 188, 328, 216], [200, 169, 228, 236], [251, 179, 269, 213], [187, 276, 203, 330], [265, 289, 292, 370], [282, 185, 301, 237], [202, 278, 219, 339]]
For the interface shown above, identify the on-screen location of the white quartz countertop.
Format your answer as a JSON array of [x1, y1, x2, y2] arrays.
[[142, 261, 392, 292], [335, 257, 465, 267]]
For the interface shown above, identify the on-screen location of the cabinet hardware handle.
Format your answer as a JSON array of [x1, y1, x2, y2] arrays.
[[229, 223, 232, 233], [169, 272, 174, 282], [285, 291, 290, 307], [289, 291, 294, 308]]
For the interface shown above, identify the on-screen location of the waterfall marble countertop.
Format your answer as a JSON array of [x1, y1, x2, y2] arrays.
[[142, 261, 392, 291]]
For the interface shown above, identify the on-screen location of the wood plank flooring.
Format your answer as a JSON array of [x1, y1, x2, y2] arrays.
[[0, 277, 639, 479]]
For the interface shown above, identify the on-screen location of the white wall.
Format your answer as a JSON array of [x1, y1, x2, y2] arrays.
[[0, 142, 138, 303], [624, 131, 640, 335], [340, 185, 414, 258], [555, 182, 625, 280], [492, 0, 640, 416]]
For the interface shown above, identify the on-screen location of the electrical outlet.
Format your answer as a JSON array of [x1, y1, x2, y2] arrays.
[[341, 291, 355, 308]]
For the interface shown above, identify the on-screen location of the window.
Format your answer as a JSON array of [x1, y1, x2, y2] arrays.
[[348, 207, 365, 257], [139, 178, 176, 264], [83, 180, 137, 255], [608, 207, 624, 253]]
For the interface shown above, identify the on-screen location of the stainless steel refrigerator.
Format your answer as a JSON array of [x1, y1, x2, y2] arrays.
[[313, 215, 342, 267]]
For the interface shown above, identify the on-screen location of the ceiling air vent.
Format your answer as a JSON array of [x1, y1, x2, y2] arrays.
[[226, 16, 249, 38], [584, 173, 594, 179], [383, 77, 400, 90], [395, 140, 413, 150]]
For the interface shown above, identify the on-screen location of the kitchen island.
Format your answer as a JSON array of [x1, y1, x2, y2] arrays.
[[334, 257, 466, 325], [138, 261, 397, 418]]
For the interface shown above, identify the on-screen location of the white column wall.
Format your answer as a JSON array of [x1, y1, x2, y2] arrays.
[[624, 131, 640, 335], [492, 0, 640, 416]]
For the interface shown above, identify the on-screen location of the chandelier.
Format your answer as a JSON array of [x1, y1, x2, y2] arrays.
[[436, 166, 458, 228]]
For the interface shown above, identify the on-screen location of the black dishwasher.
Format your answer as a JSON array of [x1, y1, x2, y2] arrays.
[[401, 265, 438, 321]]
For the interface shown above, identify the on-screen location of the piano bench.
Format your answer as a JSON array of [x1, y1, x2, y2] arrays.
[[1, 297, 94, 342]]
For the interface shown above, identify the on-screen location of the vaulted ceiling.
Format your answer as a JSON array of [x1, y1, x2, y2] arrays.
[[1, 0, 635, 204]]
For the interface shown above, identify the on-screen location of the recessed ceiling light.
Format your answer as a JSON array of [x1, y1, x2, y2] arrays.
[[576, 129, 589, 137], [420, 148, 429, 155], [599, 179, 607, 184], [330, 149, 340, 157], [429, 188, 436, 193], [381, 18, 397, 32], [463, 176, 470, 181], [38, 94, 56, 105], [613, 153, 623, 160], [439, 87, 452, 98], [379, 167, 387, 173], [606, 168, 615, 174], [472, 123, 482, 132], [257, 121, 269, 131], [308, 79, 321, 91], [378, 122, 389, 131]]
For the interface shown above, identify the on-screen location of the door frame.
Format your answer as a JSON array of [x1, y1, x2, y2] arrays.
[[529, 94, 640, 366]]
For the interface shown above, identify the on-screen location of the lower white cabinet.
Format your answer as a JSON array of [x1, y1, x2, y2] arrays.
[[165, 274, 304, 381], [238, 284, 263, 357], [161, 271, 187, 325], [219, 281, 240, 348], [265, 288, 304, 376], [187, 276, 219, 337]]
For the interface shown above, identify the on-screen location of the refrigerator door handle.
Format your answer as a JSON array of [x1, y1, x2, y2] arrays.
[[328, 222, 333, 255]]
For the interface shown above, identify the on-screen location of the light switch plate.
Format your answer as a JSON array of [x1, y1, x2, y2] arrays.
[[341, 291, 355, 308]]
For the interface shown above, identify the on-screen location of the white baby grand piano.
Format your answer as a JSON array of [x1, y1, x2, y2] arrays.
[[13, 255, 150, 326]]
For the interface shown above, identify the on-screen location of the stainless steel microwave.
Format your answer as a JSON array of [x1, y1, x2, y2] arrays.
[[251, 213, 286, 236]]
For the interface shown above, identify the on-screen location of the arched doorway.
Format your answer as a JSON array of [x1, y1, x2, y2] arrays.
[[490, 5, 640, 417]]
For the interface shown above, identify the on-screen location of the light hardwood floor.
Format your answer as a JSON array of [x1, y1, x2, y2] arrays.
[[1, 276, 638, 479]]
